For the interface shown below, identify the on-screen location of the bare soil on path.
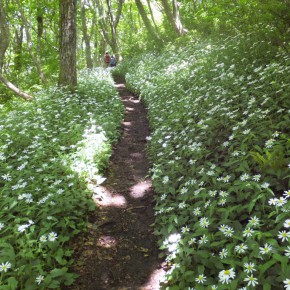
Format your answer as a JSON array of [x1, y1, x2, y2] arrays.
[[67, 78, 165, 290]]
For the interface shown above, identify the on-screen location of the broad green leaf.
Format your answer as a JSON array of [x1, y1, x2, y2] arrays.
[[7, 277, 18, 290], [259, 259, 277, 278]]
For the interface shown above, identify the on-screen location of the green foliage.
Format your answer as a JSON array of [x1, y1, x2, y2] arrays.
[[122, 28, 290, 289], [0, 68, 124, 289], [2, 0, 290, 93], [180, 0, 290, 43]]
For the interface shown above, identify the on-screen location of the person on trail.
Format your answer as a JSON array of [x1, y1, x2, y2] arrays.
[[110, 55, 117, 67], [104, 52, 111, 67]]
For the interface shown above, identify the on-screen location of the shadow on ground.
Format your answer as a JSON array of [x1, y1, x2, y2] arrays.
[[66, 81, 165, 290]]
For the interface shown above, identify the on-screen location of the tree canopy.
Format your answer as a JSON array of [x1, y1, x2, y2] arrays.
[[0, 0, 289, 97]]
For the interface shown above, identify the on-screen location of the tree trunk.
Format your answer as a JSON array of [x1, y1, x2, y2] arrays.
[[0, 0, 32, 100], [0, 73, 33, 100], [0, 0, 10, 72], [172, 0, 185, 34], [37, 4, 44, 56], [81, 0, 93, 69], [95, 0, 123, 61], [96, 0, 110, 49], [90, 5, 99, 66], [146, 0, 159, 32], [106, 0, 123, 60], [135, 0, 160, 43], [59, 0, 77, 89], [161, 0, 186, 36], [16, 0, 47, 83], [14, 26, 24, 72]]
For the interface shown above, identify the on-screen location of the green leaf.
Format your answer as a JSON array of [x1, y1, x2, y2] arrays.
[[47, 280, 60, 289], [0, 243, 15, 261], [64, 273, 77, 286], [197, 265, 205, 273], [259, 259, 277, 278], [7, 277, 18, 290], [197, 250, 210, 258], [167, 286, 179, 290], [263, 283, 271, 290], [174, 215, 178, 224], [50, 267, 68, 278], [230, 279, 238, 289], [184, 270, 195, 282], [273, 253, 288, 272], [210, 240, 226, 247]]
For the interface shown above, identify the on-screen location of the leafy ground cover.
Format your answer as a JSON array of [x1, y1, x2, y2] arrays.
[[115, 27, 290, 289], [0, 69, 124, 289]]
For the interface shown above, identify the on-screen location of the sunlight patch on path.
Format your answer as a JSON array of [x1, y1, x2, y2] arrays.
[[140, 268, 166, 290], [97, 235, 117, 248], [130, 180, 152, 199], [126, 106, 135, 112], [115, 83, 126, 89], [92, 186, 127, 208], [123, 121, 132, 128], [68, 81, 166, 290]]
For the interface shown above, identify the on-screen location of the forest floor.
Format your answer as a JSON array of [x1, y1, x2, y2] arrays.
[[66, 78, 165, 290]]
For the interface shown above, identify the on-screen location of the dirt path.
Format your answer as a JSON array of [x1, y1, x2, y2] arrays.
[[67, 79, 165, 290]]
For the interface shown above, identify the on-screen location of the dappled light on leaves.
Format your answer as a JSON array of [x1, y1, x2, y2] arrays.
[[69, 125, 108, 180], [119, 29, 290, 288], [0, 69, 124, 288], [1, 0, 289, 287]]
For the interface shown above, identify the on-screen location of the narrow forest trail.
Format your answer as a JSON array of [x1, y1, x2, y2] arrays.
[[67, 79, 165, 290]]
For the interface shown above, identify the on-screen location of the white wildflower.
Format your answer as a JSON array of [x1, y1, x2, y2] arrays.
[[218, 268, 235, 284]]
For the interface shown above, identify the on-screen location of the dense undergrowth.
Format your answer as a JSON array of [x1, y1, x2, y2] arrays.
[[0, 69, 124, 289], [114, 26, 290, 289]]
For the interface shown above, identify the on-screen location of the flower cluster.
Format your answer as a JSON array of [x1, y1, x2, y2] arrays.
[[0, 68, 124, 288], [122, 28, 290, 288]]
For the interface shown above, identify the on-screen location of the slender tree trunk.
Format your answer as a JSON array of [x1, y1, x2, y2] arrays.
[[135, 0, 160, 43], [37, 3, 44, 55], [81, 0, 93, 68], [0, 0, 10, 72], [95, 0, 123, 61], [146, 0, 159, 32], [59, 0, 77, 89], [99, 39, 106, 64], [14, 25, 24, 72], [16, 0, 47, 83], [96, 0, 110, 52], [0, 73, 33, 100], [90, 6, 99, 66], [161, 0, 186, 36], [106, 0, 123, 60], [89, 1, 101, 66], [172, 0, 186, 34], [0, 1, 33, 100]]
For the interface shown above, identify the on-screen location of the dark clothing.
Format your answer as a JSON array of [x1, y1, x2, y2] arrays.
[[110, 56, 117, 67]]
